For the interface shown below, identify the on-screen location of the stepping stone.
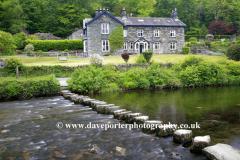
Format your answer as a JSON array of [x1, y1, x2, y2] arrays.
[[142, 120, 163, 133], [156, 125, 176, 137], [190, 135, 211, 154], [115, 146, 126, 157], [92, 102, 107, 110], [202, 143, 240, 160], [125, 113, 142, 123], [173, 129, 192, 143], [133, 116, 149, 124], [78, 97, 91, 104], [73, 96, 84, 103], [96, 104, 115, 114], [89, 100, 100, 107], [63, 93, 75, 99], [113, 109, 127, 118], [116, 111, 132, 120], [82, 99, 96, 106], [105, 106, 121, 114], [70, 95, 79, 101]]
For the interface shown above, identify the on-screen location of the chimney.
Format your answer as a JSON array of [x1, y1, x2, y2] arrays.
[[99, 7, 102, 14], [171, 10, 174, 18], [103, 7, 105, 11], [95, 7, 99, 17], [130, 13, 132, 17], [122, 7, 127, 20], [106, 7, 109, 13], [172, 8, 178, 21]]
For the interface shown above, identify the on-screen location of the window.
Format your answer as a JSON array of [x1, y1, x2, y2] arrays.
[[170, 42, 176, 50], [130, 42, 133, 50], [154, 30, 159, 37], [138, 30, 143, 37], [102, 40, 110, 52], [124, 42, 127, 50], [170, 30, 175, 37], [80, 33, 82, 37], [123, 30, 127, 37], [154, 42, 160, 50], [84, 41, 87, 52], [101, 23, 109, 34]]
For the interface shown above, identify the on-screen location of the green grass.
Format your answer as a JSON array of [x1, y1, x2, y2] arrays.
[[1, 55, 228, 66], [0, 75, 57, 82]]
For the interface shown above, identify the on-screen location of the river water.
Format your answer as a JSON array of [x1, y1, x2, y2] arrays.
[[0, 85, 240, 159]]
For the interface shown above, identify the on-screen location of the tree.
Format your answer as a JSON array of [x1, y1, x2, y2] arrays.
[[209, 20, 236, 35], [0, 30, 16, 56], [108, 24, 124, 54], [132, 0, 156, 17], [2, 0, 26, 33], [151, 0, 178, 17], [199, 24, 209, 35]]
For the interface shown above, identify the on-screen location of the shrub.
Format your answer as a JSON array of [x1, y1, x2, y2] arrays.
[[226, 44, 240, 61], [64, 49, 69, 52], [104, 54, 110, 56], [138, 78, 150, 89], [13, 32, 28, 50], [25, 39, 83, 51], [121, 53, 129, 63], [182, 47, 190, 54], [28, 34, 38, 40], [232, 41, 237, 44], [4, 58, 24, 73], [24, 44, 34, 54], [136, 54, 147, 64], [89, 54, 104, 66], [189, 37, 197, 42], [43, 49, 48, 52], [142, 50, 153, 63], [0, 30, 16, 56], [35, 32, 61, 40]]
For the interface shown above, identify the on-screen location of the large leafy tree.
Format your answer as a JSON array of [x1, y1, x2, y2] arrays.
[[151, 0, 178, 18], [108, 24, 124, 54], [209, 20, 237, 35], [2, 0, 26, 33]]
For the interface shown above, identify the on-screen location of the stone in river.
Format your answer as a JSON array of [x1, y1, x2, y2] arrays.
[[115, 146, 126, 156], [173, 129, 192, 144], [168, 152, 182, 159], [90, 146, 100, 154], [190, 135, 211, 154], [0, 130, 10, 134]]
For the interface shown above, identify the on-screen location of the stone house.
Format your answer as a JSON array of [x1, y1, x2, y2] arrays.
[[68, 28, 84, 39], [83, 7, 186, 56]]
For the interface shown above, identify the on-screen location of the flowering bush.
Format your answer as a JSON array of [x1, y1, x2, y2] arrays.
[[205, 34, 214, 42], [89, 54, 104, 66], [121, 53, 129, 63], [34, 32, 61, 40], [24, 44, 34, 54]]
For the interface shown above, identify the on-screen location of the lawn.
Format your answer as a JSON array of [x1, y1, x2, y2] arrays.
[[1, 54, 229, 66]]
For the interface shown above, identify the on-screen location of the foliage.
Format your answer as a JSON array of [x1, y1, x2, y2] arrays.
[[199, 24, 209, 36], [24, 43, 34, 54], [0, 75, 61, 100], [28, 34, 38, 40], [209, 20, 237, 35], [0, 30, 16, 56], [226, 44, 240, 61], [64, 49, 69, 52], [12, 32, 28, 50], [182, 47, 190, 54], [4, 58, 23, 73], [25, 39, 83, 50], [142, 50, 153, 63], [89, 54, 103, 66], [189, 37, 197, 42], [104, 54, 110, 56], [108, 24, 124, 54], [121, 53, 129, 63], [35, 33, 61, 40], [205, 34, 214, 42], [136, 54, 147, 64]]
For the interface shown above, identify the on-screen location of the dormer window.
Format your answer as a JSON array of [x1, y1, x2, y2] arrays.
[[102, 23, 109, 34], [170, 30, 175, 37], [138, 19, 144, 22], [154, 30, 159, 37], [138, 30, 143, 37]]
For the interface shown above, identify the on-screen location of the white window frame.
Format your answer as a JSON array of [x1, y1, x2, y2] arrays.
[[137, 30, 143, 37], [170, 42, 176, 50], [101, 23, 109, 34], [170, 30, 175, 37], [154, 30, 159, 37], [123, 30, 127, 37], [84, 41, 87, 52], [154, 42, 160, 50], [102, 40, 110, 52], [124, 42, 127, 50], [130, 42, 133, 50]]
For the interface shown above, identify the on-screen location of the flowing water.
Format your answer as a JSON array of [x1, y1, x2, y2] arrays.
[[0, 85, 240, 159]]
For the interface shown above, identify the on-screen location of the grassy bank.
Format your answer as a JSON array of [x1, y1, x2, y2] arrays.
[[0, 75, 61, 100], [67, 55, 240, 94], [1, 55, 227, 66]]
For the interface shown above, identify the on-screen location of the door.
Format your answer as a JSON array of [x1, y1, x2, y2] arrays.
[[140, 44, 143, 54]]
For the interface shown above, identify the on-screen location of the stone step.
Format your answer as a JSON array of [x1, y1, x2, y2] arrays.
[[113, 109, 127, 118], [105, 106, 121, 115], [125, 113, 142, 123], [82, 99, 97, 106], [156, 125, 176, 137], [116, 111, 132, 120], [133, 116, 149, 124], [92, 102, 107, 110], [96, 104, 115, 114], [142, 120, 163, 133], [173, 129, 192, 143], [202, 143, 240, 160], [190, 135, 211, 154], [73, 96, 84, 103]]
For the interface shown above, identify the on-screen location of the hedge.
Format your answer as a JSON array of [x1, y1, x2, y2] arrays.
[[185, 35, 231, 41], [25, 39, 83, 51], [182, 47, 190, 54]]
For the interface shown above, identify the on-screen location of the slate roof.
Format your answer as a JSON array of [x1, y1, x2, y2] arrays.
[[85, 11, 186, 27]]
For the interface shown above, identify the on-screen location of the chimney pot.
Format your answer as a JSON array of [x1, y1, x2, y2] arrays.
[[103, 7, 105, 10]]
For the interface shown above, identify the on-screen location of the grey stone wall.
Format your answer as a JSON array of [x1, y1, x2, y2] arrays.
[[86, 13, 121, 56], [68, 29, 84, 39], [123, 26, 185, 54]]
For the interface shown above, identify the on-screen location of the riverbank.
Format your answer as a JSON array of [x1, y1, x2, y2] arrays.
[[67, 55, 240, 94], [0, 75, 61, 100]]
